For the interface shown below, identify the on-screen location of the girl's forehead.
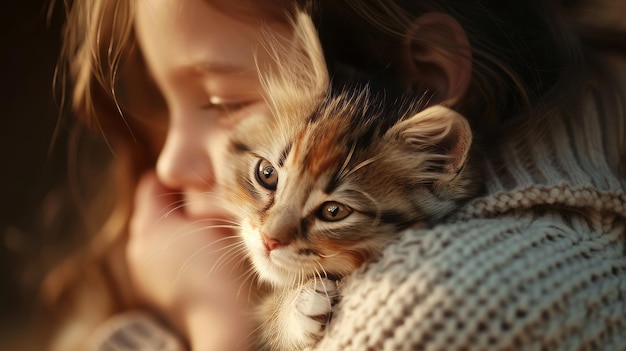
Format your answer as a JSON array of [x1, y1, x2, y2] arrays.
[[134, 0, 291, 76], [134, 0, 285, 40]]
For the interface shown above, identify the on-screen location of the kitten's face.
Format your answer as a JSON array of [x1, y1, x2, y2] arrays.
[[217, 11, 479, 288], [223, 91, 478, 287], [236, 125, 400, 286]]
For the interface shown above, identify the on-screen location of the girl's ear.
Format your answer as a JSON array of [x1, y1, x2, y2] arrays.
[[400, 13, 472, 103]]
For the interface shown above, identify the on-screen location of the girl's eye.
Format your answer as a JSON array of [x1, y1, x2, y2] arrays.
[[202, 96, 252, 113], [255, 158, 278, 191], [318, 201, 352, 222], [221, 101, 251, 112]]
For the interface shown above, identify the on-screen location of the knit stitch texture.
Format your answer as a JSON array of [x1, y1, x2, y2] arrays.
[[315, 95, 626, 350]]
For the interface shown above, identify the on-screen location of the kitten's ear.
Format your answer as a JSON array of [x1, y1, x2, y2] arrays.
[[290, 11, 329, 97], [386, 105, 472, 176], [258, 10, 329, 123]]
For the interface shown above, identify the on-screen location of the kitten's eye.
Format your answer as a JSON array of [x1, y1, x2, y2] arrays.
[[255, 159, 278, 190], [318, 201, 352, 222]]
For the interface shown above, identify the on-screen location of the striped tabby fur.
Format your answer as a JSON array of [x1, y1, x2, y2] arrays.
[[220, 12, 482, 351]]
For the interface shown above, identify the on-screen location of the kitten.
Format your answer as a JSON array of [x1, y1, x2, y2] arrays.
[[221, 12, 481, 351]]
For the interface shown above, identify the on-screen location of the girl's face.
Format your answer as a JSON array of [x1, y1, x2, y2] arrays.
[[134, 0, 289, 218]]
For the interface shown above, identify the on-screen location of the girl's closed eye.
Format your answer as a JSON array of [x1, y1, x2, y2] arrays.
[[201, 98, 252, 112], [203, 96, 264, 126]]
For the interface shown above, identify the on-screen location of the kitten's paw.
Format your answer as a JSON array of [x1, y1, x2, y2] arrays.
[[288, 278, 340, 348]]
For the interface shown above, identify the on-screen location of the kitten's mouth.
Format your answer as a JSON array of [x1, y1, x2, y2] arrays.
[[324, 272, 342, 281], [265, 247, 344, 281]]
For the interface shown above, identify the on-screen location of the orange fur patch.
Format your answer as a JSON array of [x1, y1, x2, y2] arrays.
[[313, 236, 370, 271], [304, 119, 345, 178]]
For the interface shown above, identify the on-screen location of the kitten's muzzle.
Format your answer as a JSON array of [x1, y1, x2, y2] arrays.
[[261, 232, 290, 251]]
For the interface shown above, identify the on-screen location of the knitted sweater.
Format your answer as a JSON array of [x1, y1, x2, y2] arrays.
[[78, 76, 625, 351], [315, 96, 626, 350]]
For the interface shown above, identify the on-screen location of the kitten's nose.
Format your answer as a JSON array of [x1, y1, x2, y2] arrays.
[[261, 233, 289, 251]]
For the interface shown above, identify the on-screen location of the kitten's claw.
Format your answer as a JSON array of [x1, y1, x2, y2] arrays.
[[260, 278, 340, 350], [297, 278, 339, 324], [291, 278, 339, 347]]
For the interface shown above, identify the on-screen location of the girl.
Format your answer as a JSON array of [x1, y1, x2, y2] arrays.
[[44, 1, 303, 350], [43, 0, 626, 350]]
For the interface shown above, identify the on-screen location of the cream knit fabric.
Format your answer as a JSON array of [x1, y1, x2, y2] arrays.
[[315, 95, 626, 350]]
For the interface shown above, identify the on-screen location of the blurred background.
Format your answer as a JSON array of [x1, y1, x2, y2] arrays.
[[1, 1, 69, 349]]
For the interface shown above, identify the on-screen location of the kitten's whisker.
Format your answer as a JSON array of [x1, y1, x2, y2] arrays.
[[337, 142, 357, 181], [301, 270, 306, 292], [235, 266, 258, 302], [208, 218, 241, 226], [314, 261, 329, 280], [313, 267, 326, 295], [318, 252, 340, 258], [164, 223, 240, 252], [189, 168, 214, 189], [152, 191, 186, 212], [157, 227, 239, 259], [152, 228, 239, 257], [156, 199, 188, 222], [173, 239, 243, 284], [211, 245, 249, 278], [313, 265, 334, 329], [344, 154, 382, 179], [351, 188, 382, 226], [295, 270, 303, 293], [156, 190, 232, 221], [160, 190, 237, 218], [237, 316, 267, 350], [221, 254, 254, 292], [249, 270, 259, 305], [205, 242, 248, 277], [228, 254, 252, 281]]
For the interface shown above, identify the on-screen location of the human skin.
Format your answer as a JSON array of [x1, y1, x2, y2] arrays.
[[128, 1, 292, 350]]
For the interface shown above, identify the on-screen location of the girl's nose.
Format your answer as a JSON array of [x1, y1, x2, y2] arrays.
[[156, 124, 215, 191]]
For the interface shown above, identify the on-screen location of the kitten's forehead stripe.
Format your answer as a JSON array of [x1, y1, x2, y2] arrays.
[[230, 140, 250, 154], [292, 131, 304, 164], [303, 118, 345, 178], [297, 217, 310, 240], [278, 142, 292, 167], [324, 177, 338, 194]]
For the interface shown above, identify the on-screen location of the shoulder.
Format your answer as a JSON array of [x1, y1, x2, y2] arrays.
[[317, 209, 626, 350]]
